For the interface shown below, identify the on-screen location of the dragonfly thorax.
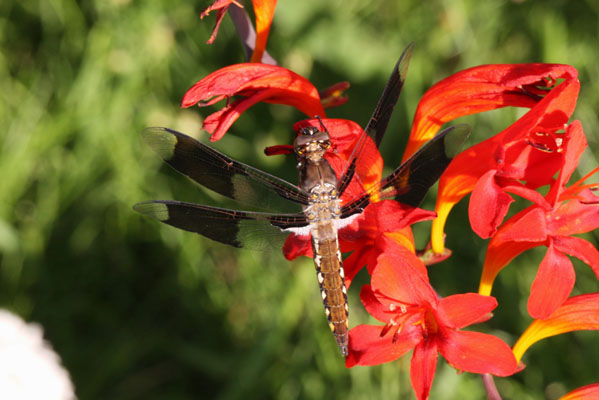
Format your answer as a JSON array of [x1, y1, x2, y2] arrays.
[[295, 126, 342, 224], [304, 182, 341, 224]]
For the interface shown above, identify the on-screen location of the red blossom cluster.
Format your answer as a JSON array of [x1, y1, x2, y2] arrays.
[[184, 1, 599, 399]]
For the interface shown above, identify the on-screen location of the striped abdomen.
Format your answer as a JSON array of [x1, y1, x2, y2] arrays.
[[311, 220, 349, 357]]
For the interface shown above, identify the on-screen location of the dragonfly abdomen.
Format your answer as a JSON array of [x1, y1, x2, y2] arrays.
[[311, 222, 349, 356]]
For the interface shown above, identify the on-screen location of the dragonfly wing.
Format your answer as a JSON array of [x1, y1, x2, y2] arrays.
[[142, 127, 310, 212], [337, 43, 414, 194], [134, 200, 309, 251], [379, 124, 471, 206], [340, 124, 470, 217]]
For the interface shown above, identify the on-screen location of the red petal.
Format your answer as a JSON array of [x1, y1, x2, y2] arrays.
[[513, 293, 599, 362], [550, 196, 599, 236], [560, 383, 599, 400], [181, 64, 324, 140], [201, 0, 238, 18], [553, 236, 599, 279], [546, 121, 587, 205], [370, 241, 434, 307], [502, 182, 551, 209], [282, 233, 311, 260], [342, 247, 374, 288], [480, 238, 538, 296], [345, 324, 420, 367], [406, 63, 578, 160], [201, 89, 276, 141], [249, 0, 277, 63], [469, 169, 514, 238], [528, 243, 575, 319], [496, 206, 547, 242], [436, 294, 497, 329], [359, 285, 390, 322], [200, 0, 238, 44], [342, 201, 435, 241], [263, 144, 294, 155], [410, 339, 439, 400], [438, 329, 517, 376], [319, 81, 350, 109]]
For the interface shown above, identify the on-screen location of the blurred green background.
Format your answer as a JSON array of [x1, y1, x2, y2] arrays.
[[1, 0, 597, 399]]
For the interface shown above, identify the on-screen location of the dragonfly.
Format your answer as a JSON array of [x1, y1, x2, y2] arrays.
[[134, 43, 470, 357]]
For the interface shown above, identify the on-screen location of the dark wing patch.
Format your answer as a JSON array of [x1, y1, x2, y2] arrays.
[[142, 127, 310, 212], [133, 200, 309, 251], [340, 124, 470, 217], [337, 43, 414, 195]]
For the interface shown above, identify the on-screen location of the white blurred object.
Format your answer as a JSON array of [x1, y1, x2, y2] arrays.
[[0, 309, 76, 400]]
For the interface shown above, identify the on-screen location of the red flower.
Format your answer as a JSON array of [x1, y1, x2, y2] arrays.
[[181, 63, 324, 141], [512, 293, 599, 363], [479, 121, 599, 318], [201, 0, 277, 64], [346, 241, 517, 400], [418, 64, 580, 252]]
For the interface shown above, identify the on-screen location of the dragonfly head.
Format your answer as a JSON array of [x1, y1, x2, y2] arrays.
[[294, 126, 331, 162]]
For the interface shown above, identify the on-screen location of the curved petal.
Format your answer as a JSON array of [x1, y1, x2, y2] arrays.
[[341, 228, 417, 288], [496, 207, 548, 242], [345, 324, 420, 367], [200, 0, 238, 44], [343, 247, 374, 288], [438, 329, 517, 376], [553, 235, 599, 279], [560, 383, 599, 400], [550, 197, 599, 236], [319, 81, 350, 109], [406, 63, 578, 160], [469, 169, 515, 238], [249, 0, 277, 63], [546, 121, 587, 205], [513, 293, 599, 363], [502, 182, 551, 209], [528, 243, 575, 319], [371, 241, 434, 307], [431, 151, 489, 253], [359, 285, 390, 323], [201, 89, 277, 141], [282, 233, 311, 260], [436, 294, 497, 329], [410, 339, 439, 400], [479, 238, 538, 296], [181, 64, 324, 140], [341, 201, 433, 243], [383, 230, 417, 255]]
